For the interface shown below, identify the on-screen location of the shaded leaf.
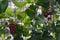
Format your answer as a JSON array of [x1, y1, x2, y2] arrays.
[[0, 0, 8, 13]]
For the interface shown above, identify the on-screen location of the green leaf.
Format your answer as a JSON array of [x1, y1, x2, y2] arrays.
[[23, 28, 29, 37], [56, 21, 60, 33], [17, 12, 30, 26], [0, 24, 8, 34], [26, 0, 34, 3], [17, 12, 27, 20], [22, 16, 30, 26], [36, 0, 49, 7], [16, 24, 23, 33], [25, 4, 37, 19], [28, 31, 42, 40], [6, 7, 13, 13], [26, 0, 33, 3], [0, 0, 8, 13], [42, 6, 48, 13], [53, 14, 58, 21], [5, 7, 14, 17], [12, 0, 27, 8], [25, 9, 35, 19], [8, 19, 14, 24], [56, 33, 60, 40]]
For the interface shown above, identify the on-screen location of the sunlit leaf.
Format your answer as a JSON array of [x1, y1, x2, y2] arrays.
[[12, 0, 27, 8]]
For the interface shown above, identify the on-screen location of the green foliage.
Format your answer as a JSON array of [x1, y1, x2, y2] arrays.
[[25, 4, 37, 19], [0, 0, 60, 40]]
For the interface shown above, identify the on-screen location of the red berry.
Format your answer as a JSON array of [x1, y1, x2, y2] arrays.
[[48, 17, 51, 21], [44, 12, 49, 17], [7, 24, 16, 34]]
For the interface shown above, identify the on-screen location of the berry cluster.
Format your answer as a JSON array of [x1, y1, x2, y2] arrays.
[[7, 24, 16, 34], [44, 12, 52, 21]]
